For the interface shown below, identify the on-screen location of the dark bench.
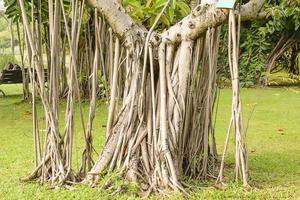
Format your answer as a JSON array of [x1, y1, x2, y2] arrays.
[[0, 68, 48, 96]]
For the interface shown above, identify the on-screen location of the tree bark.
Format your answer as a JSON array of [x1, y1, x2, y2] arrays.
[[82, 0, 266, 192], [86, 0, 145, 50], [18, 0, 267, 194]]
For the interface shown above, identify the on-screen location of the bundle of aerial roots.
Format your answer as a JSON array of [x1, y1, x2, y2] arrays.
[[16, 0, 264, 195]]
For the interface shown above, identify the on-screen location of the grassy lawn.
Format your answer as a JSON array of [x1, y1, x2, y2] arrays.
[[0, 84, 300, 199]]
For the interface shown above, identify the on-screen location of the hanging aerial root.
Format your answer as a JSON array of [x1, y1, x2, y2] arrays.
[[19, 0, 265, 194], [216, 9, 249, 187], [83, 117, 123, 186]]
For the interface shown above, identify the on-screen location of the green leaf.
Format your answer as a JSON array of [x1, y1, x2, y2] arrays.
[[176, 1, 190, 17], [127, 0, 142, 8], [154, 0, 167, 10], [161, 14, 170, 27], [146, 0, 154, 8], [167, 7, 174, 23]]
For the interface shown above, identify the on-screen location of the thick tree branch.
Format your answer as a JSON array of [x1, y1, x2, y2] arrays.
[[240, 0, 266, 20], [161, 0, 266, 43], [87, 0, 265, 48], [86, 0, 145, 48]]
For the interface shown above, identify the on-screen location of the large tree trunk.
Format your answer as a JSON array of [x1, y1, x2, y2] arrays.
[[19, 0, 266, 195], [84, 0, 265, 194]]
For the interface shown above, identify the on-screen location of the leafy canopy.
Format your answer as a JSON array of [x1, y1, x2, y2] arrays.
[[122, 0, 190, 29]]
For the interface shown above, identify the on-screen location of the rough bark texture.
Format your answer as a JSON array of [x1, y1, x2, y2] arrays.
[[82, 0, 265, 193], [86, 0, 145, 50], [19, 0, 266, 195]]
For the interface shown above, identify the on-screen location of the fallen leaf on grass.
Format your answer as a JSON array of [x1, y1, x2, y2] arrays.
[[23, 111, 32, 115], [250, 148, 256, 153]]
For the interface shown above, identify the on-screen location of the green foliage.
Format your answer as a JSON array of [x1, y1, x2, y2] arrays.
[[262, 0, 300, 34], [219, 0, 300, 87], [217, 22, 270, 87], [4, 0, 25, 22], [4, 0, 71, 23], [266, 71, 300, 86], [0, 54, 16, 68], [122, 0, 190, 29], [238, 22, 271, 87]]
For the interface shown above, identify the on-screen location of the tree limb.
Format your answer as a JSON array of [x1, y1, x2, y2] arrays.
[[86, 0, 145, 49], [240, 0, 266, 20], [86, 0, 265, 48], [161, 0, 266, 43]]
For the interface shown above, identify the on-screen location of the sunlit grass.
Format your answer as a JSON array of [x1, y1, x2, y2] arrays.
[[0, 85, 300, 199]]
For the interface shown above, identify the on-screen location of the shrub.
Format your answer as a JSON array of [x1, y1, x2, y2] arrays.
[[0, 54, 17, 69]]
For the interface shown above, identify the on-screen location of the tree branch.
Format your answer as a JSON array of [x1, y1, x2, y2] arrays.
[[86, 0, 265, 48], [240, 0, 266, 20], [161, 0, 266, 43], [86, 0, 145, 48]]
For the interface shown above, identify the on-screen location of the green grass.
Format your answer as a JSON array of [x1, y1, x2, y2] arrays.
[[1, 85, 300, 199]]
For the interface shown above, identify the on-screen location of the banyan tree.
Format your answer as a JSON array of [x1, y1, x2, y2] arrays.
[[9, 0, 265, 196]]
